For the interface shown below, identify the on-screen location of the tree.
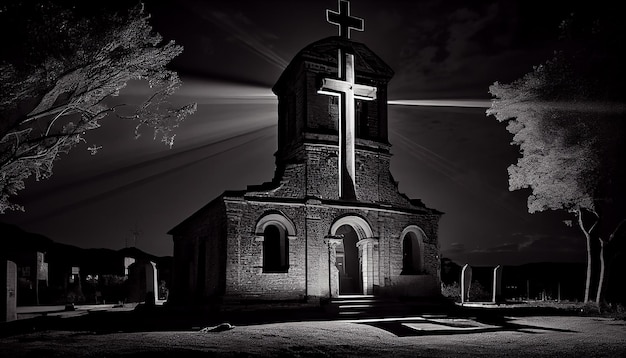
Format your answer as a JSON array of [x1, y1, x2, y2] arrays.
[[0, 1, 197, 213], [487, 11, 626, 304]]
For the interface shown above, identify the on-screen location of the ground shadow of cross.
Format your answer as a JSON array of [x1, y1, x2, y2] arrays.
[[357, 315, 577, 337]]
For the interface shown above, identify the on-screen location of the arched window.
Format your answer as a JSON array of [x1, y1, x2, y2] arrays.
[[356, 100, 369, 139], [263, 224, 288, 273], [400, 226, 425, 275], [255, 212, 296, 274]]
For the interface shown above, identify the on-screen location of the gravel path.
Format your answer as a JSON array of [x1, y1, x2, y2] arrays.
[[1, 315, 625, 357]]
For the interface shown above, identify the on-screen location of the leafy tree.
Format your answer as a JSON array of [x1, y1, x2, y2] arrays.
[[487, 11, 626, 304], [0, 1, 196, 213]]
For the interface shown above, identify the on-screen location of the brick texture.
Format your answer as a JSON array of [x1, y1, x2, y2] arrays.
[[169, 37, 442, 305]]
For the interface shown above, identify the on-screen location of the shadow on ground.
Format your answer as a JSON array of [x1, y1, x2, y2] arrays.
[[360, 314, 577, 337], [0, 299, 586, 338]]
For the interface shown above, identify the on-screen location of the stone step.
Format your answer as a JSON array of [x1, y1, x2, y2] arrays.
[[324, 296, 452, 319]]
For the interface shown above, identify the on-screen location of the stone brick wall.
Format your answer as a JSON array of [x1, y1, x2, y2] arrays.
[[378, 212, 441, 296], [305, 144, 340, 199], [304, 205, 331, 299], [248, 161, 307, 199], [223, 201, 307, 300], [170, 198, 227, 304], [265, 137, 421, 209], [170, 36, 443, 304], [306, 70, 337, 134], [354, 150, 381, 203], [172, 191, 441, 303], [217, 198, 440, 300]]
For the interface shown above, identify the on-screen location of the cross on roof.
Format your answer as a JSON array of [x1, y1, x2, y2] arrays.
[[318, 52, 377, 200], [326, 0, 364, 39]]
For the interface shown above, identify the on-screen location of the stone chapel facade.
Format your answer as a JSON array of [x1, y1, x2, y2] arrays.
[[169, 1, 442, 306]]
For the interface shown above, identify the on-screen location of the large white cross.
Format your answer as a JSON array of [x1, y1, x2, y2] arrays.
[[319, 0, 376, 200], [318, 52, 377, 199]]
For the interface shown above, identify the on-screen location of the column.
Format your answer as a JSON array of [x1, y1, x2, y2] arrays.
[[357, 238, 379, 295], [306, 212, 324, 298], [326, 238, 343, 298]]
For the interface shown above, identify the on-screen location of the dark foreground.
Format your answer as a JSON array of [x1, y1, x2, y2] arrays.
[[1, 303, 625, 357]]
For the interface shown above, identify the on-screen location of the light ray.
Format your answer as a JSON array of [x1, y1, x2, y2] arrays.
[[390, 99, 626, 112], [489, 101, 626, 113], [390, 128, 529, 221], [41, 124, 277, 196], [120, 78, 278, 105], [21, 125, 276, 224], [388, 99, 491, 108], [204, 11, 289, 70]]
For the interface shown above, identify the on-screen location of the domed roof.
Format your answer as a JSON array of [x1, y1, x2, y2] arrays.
[[273, 36, 394, 94]]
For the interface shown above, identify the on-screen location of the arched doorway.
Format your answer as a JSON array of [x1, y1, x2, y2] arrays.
[[335, 224, 362, 294], [328, 215, 377, 296]]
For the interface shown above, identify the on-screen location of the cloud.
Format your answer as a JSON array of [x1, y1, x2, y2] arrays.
[[392, 2, 552, 99]]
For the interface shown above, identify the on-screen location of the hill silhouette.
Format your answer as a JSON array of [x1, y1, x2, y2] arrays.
[[0, 222, 170, 268]]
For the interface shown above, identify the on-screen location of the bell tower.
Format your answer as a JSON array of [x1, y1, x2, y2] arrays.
[[272, 0, 394, 203]]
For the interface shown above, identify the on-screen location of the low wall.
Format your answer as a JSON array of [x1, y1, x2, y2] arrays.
[[377, 274, 440, 297]]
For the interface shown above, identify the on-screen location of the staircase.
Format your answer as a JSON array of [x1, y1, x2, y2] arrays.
[[325, 295, 453, 319]]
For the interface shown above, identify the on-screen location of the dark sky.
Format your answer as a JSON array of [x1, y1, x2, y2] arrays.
[[2, 0, 592, 265]]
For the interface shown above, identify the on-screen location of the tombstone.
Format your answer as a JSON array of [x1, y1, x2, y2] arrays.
[[66, 266, 85, 303], [36, 252, 48, 305], [146, 261, 157, 306], [127, 260, 158, 305], [2, 260, 17, 322], [461, 264, 472, 303], [492, 265, 503, 303], [124, 257, 135, 276], [36, 252, 48, 282]]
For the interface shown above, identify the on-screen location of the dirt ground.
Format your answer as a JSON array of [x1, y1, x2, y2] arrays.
[[1, 312, 625, 357]]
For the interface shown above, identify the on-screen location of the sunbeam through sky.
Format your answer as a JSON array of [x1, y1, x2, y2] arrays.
[[1, 0, 593, 266]]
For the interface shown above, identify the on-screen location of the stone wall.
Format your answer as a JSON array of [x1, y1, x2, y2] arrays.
[[213, 197, 440, 301], [381, 275, 440, 297], [264, 138, 419, 209], [170, 36, 442, 305], [170, 198, 227, 304], [305, 144, 340, 199], [223, 200, 308, 300], [354, 149, 381, 203]]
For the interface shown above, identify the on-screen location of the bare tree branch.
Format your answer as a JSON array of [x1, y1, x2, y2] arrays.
[[0, 2, 197, 213]]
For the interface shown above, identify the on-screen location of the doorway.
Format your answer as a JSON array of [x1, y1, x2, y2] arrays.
[[335, 224, 362, 295]]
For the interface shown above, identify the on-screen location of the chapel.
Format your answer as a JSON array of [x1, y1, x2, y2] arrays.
[[168, 0, 442, 306]]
